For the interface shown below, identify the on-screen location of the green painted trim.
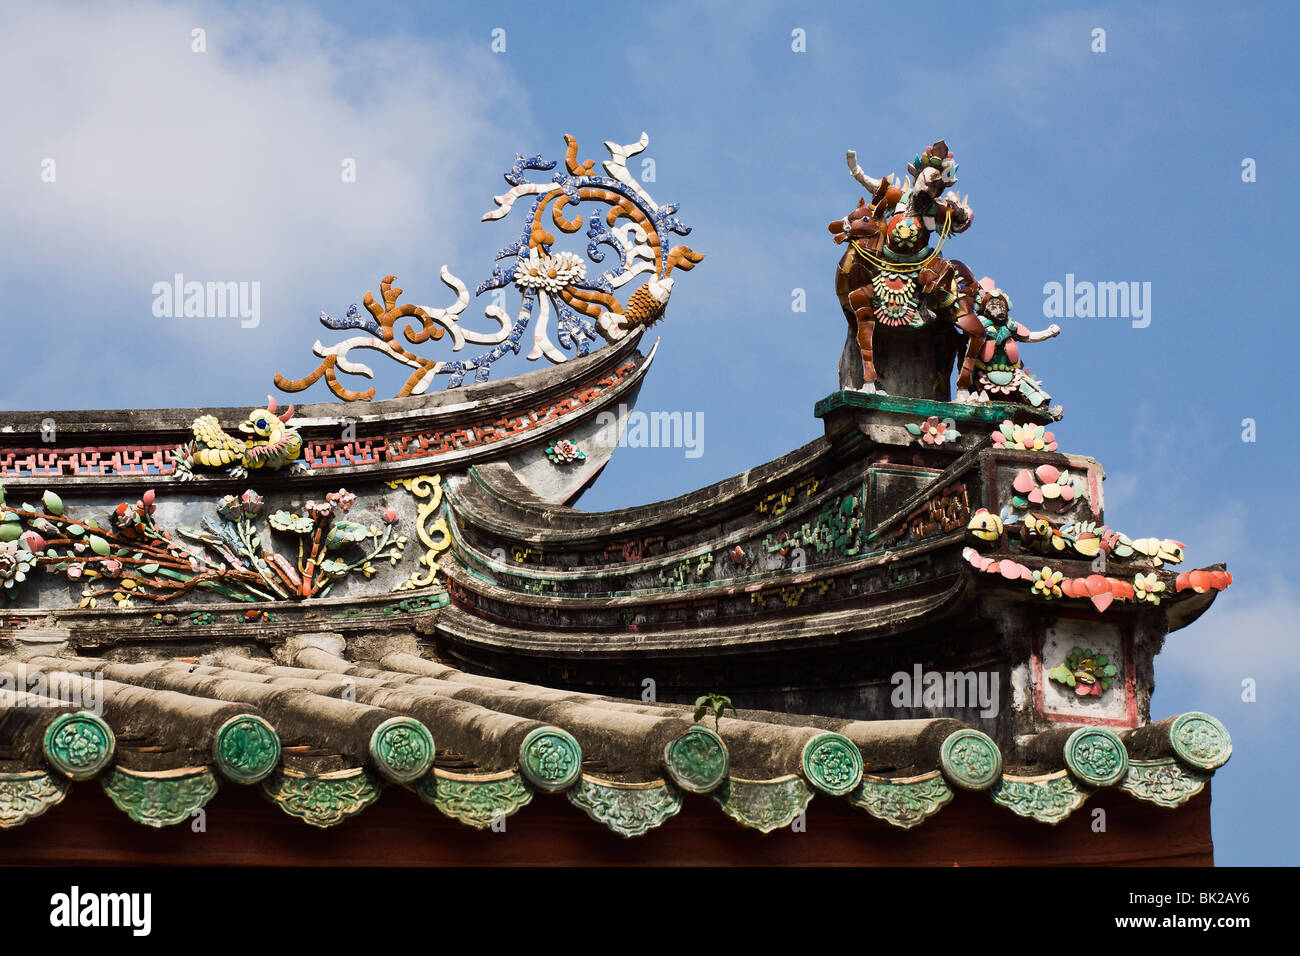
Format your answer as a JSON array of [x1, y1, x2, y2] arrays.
[[991, 771, 1088, 824], [448, 438, 872, 595], [261, 768, 381, 827], [1064, 726, 1129, 788], [939, 728, 1003, 791], [1120, 758, 1208, 808], [849, 772, 952, 829], [663, 725, 729, 794], [101, 767, 219, 828], [213, 714, 281, 784], [329, 592, 450, 620], [368, 716, 436, 784], [42, 711, 115, 781], [415, 769, 533, 829], [518, 727, 582, 792], [382, 593, 450, 614], [713, 774, 813, 833], [1169, 712, 1231, 770], [0, 771, 69, 829], [814, 389, 1056, 425], [801, 732, 864, 796], [567, 776, 683, 838]]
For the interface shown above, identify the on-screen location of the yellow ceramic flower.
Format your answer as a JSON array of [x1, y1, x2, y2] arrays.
[[1032, 566, 1063, 598], [1134, 572, 1165, 604]]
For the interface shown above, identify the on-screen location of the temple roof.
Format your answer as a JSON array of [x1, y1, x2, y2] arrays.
[[0, 328, 653, 498], [0, 647, 1230, 835], [0, 132, 1239, 858]]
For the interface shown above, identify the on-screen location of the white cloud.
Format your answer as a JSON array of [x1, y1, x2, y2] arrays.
[[0, 1, 529, 406], [1155, 580, 1298, 730], [1176, 497, 1248, 563]]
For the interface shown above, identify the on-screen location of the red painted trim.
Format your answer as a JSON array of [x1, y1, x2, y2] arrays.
[[1085, 462, 1103, 518], [0, 363, 636, 478]]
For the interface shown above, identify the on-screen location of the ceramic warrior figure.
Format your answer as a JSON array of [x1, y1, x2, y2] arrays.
[[830, 141, 986, 400], [969, 278, 1060, 407]]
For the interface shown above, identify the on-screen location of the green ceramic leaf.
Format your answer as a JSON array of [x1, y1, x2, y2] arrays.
[[66, 524, 84, 536], [904, 423, 922, 435], [42, 490, 64, 516], [139, 563, 160, 574], [1103, 664, 1117, 676], [268, 511, 313, 534], [0, 523, 21, 542], [1096, 654, 1108, 666], [88, 535, 111, 556], [324, 520, 369, 548]]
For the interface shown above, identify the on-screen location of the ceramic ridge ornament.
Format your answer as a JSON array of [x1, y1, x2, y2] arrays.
[[275, 133, 703, 400], [970, 278, 1060, 406], [174, 397, 307, 480], [830, 143, 1063, 405], [832, 141, 980, 400]]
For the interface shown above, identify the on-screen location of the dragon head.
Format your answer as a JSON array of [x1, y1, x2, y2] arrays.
[[239, 395, 294, 442]]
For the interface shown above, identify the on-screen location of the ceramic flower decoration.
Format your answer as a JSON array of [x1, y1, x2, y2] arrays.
[[1011, 465, 1081, 510], [1048, 647, 1118, 696], [546, 439, 586, 465], [1134, 572, 1165, 605], [992, 420, 1058, 452], [905, 416, 960, 445], [1031, 565, 1064, 598]]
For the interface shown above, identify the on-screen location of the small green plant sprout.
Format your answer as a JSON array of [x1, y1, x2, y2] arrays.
[[693, 693, 736, 732]]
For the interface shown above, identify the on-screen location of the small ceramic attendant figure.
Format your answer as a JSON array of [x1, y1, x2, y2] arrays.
[[970, 278, 1060, 407]]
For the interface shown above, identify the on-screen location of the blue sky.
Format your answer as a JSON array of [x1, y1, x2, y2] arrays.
[[1, 0, 1296, 864]]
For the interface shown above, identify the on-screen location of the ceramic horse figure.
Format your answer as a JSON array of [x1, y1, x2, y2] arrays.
[[829, 141, 985, 400]]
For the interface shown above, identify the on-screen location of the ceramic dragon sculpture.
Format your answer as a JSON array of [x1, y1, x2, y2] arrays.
[[274, 132, 703, 400], [173, 396, 307, 480]]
